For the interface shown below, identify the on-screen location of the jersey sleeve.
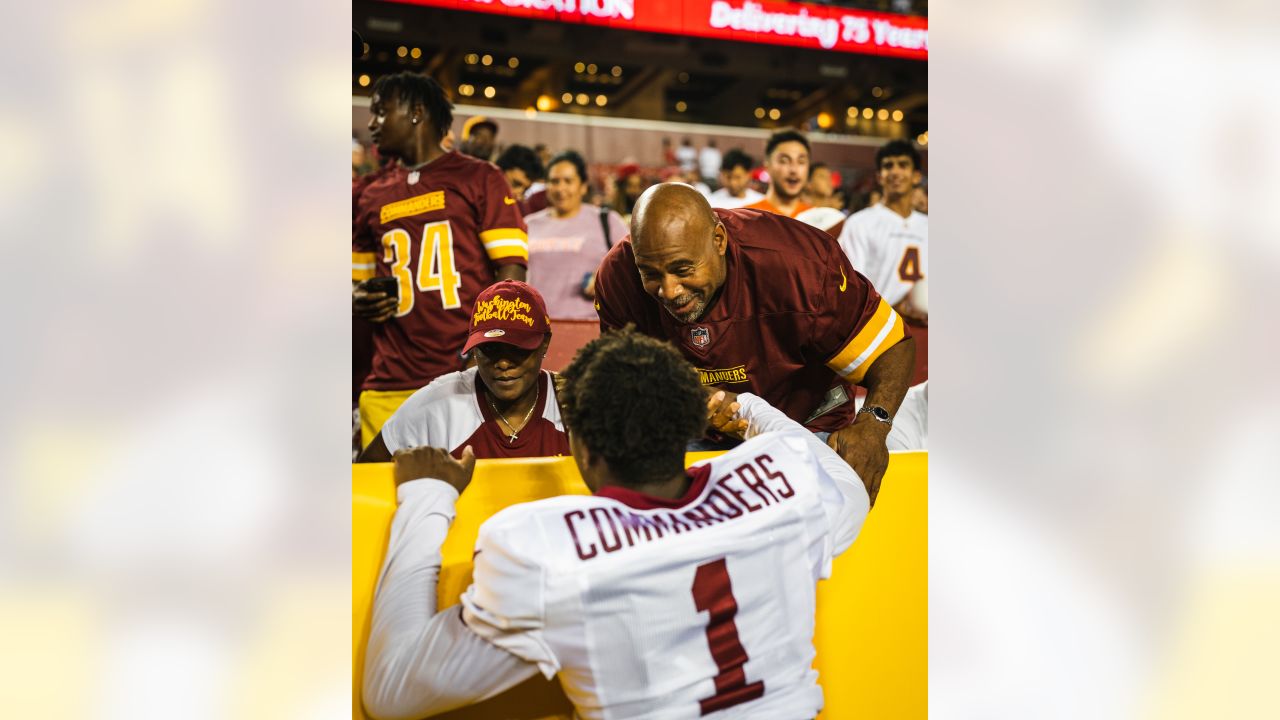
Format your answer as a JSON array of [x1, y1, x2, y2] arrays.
[[812, 246, 907, 384], [378, 381, 436, 454], [352, 186, 380, 282], [476, 165, 529, 268], [363, 480, 541, 719], [459, 513, 560, 678], [593, 241, 647, 333], [736, 393, 870, 572]]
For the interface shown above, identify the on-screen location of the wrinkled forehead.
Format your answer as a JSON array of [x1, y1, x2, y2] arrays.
[[633, 213, 714, 264]]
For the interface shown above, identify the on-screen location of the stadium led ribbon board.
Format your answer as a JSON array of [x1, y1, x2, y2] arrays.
[[382, 0, 928, 59]]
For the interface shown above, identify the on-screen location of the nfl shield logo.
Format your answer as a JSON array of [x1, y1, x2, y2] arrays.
[[691, 326, 710, 348]]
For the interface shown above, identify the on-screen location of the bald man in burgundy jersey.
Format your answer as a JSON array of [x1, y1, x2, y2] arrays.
[[594, 183, 915, 497]]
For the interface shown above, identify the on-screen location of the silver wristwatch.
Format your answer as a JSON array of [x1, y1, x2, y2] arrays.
[[857, 404, 893, 427]]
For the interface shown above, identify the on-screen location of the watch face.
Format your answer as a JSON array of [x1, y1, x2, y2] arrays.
[[864, 405, 890, 421]]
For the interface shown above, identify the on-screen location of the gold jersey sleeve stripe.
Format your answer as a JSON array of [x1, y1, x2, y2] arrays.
[[479, 228, 529, 244], [352, 252, 378, 281], [826, 299, 905, 382]]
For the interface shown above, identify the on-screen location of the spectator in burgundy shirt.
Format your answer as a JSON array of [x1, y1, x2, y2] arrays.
[[594, 183, 915, 495]]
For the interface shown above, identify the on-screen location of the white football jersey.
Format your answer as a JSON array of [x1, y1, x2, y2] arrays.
[[707, 187, 765, 209], [837, 204, 928, 306], [459, 424, 869, 719]]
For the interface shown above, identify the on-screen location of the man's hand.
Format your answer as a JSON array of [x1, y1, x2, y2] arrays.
[[706, 390, 749, 439], [392, 445, 476, 494], [353, 281, 397, 323], [827, 418, 890, 506]]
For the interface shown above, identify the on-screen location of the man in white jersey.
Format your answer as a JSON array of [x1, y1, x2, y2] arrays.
[[364, 328, 871, 719], [707, 149, 765, 209], [837, 140, 928, 325]]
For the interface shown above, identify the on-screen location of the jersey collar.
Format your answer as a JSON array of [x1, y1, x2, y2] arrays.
[[594, 463, 713, 510]]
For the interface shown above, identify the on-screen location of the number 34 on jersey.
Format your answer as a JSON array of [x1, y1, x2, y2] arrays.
[[381, 220, 461, 316]]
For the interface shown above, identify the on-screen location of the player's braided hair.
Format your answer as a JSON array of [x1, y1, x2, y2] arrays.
[[372, 72, 453, 140], [559, 326, 706, 488]]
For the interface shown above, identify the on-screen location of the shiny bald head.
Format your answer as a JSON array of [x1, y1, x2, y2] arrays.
[[630, 183, 729, 324]]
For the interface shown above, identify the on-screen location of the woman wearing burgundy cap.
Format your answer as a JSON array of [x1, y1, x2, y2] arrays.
[[357, 280, 570, 462]]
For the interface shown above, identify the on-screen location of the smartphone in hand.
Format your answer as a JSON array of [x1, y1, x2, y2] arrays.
[[364, 276, 399, 299]]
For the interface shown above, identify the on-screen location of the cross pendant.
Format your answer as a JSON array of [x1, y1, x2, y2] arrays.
[[508, 432, 518, 442]]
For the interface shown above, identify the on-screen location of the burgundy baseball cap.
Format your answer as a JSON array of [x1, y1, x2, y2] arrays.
[[461, 280, 551, 355]]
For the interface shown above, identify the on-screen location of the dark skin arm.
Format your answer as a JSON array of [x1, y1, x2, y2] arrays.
[[827, 337, 916, 507], [494, 264, 526, 282], [357, 432, 392, 463]]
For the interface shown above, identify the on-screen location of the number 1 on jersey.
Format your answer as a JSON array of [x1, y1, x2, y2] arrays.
[[692, 558, 765, 715]]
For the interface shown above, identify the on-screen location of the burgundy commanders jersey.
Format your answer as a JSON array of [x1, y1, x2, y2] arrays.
[[595, 208, 908, 433], [353, 152, 528, 391]]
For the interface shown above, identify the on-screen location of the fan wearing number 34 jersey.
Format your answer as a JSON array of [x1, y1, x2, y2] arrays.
[[353, 72, 529, 448], [364, 329, 870, 720]]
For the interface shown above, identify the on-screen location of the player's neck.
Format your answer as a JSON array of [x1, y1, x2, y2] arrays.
[[884, 194, 913, 219], [404, 136, 445, 168]]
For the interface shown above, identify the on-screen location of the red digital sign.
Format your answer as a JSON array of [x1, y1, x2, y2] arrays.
[[380, 0, 928, 60]]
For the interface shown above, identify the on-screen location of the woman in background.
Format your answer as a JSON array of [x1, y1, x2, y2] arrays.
[[525, 151, 628, 320]]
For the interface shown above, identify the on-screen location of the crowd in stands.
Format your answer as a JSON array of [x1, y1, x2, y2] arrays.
[[353, 71, 928, 460]]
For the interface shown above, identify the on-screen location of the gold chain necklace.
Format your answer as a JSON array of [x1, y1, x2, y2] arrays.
[[486, 383, 539, 443]]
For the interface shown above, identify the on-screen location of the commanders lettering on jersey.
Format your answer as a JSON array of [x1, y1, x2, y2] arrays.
[[564, 454, 795, 561], [473, 295, 535, 326], [697, 365, 749, 385], [380, 191, 446, 224]]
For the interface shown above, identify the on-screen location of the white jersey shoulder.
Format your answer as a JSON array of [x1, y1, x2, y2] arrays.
[[380, 368, 563, 454], [460, 431, 854, 719], [708, 187, 764, 209], [838, 204, 928, 305]]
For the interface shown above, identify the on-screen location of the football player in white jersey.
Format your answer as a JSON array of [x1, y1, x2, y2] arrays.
[[837, 140, 928, 324], [364, 328, 871, 719]]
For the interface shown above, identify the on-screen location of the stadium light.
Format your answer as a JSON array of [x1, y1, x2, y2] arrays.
[[397, 46, 408, 58], [595, 95, 607, 107], [537, 95, 554, 111], [862, 108, 874, 119], [509, 57, 520, 69], [484, 86, 496, 99], [892, 110, 904, 122], [676, 101, 687, 112], [358, 74, 371, 87], [481, 54, 493, 66], [768, 108, 781, 120], [817, 112, 834, 129]]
